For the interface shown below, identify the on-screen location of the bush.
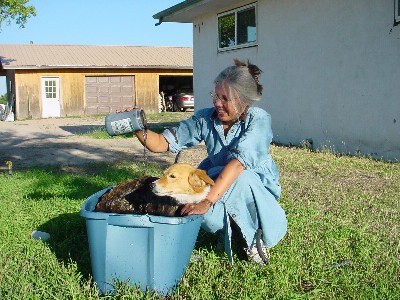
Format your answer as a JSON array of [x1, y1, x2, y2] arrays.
[[0, 93, 7, 105]]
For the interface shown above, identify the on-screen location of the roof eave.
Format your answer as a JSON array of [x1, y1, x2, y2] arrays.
[[153, 0, 239, 24], [1, 65, 193, 70], [153, 0, 204, 24]]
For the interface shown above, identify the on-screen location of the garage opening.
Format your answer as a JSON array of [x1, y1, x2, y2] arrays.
[[159, 75, 193, 112]]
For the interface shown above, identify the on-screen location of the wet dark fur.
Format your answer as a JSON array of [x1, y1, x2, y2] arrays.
[[95, 176, 184, 217]]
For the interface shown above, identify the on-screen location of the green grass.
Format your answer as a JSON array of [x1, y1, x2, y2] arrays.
[[0, 115, 399, 299]]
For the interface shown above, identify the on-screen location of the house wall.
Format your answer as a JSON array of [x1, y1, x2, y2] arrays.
[[192, 0, 400, 161], [13, 69, 192, 120]]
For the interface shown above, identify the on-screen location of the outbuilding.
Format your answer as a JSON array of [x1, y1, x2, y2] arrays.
[[0, 44, 193, 119]]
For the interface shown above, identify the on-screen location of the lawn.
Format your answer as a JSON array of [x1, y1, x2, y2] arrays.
[[0, 114, 399, 299]]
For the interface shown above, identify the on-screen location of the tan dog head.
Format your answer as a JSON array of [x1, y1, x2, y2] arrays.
[[152, 163, 214, 204]]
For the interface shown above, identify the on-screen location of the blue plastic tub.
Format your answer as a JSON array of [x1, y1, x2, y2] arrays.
[[80, 187, 203, 295]]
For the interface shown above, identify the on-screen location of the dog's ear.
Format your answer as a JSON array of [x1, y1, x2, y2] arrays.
[[196, 169, 215, 185], [188, 169, 214, 192]]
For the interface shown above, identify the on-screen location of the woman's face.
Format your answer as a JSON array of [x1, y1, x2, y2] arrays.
[[213, 84, 245, 125]]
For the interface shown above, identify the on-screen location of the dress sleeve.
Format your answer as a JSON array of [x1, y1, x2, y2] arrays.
[[228, 108, 274, 169], [161, 112, 203, 153]]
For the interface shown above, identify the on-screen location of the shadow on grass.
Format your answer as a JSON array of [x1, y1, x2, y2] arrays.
[[195, 229, 249, 262], [38, 212, 92, 277], [59, 122, 175, 136], [59, 125, 105, 135], [195, 229, 219, 252], [24, 163, 152, 201]]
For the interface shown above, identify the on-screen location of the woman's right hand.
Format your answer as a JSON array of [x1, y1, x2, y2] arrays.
[[180, 200, 213, 216]]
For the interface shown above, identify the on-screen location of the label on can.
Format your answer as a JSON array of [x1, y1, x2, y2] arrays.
[[110, 118, 134, 135]]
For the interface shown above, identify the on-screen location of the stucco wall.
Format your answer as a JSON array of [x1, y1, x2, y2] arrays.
[[192, 0, 400, 161]]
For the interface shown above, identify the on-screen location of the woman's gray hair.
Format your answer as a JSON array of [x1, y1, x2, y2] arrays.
[[214, 59, 263, 105]]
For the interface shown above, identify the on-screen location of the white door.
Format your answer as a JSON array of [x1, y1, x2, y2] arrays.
[[41, 77, 61, 118]]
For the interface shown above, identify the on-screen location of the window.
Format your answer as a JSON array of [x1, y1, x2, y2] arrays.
[[44, 79, 57, 99], [218, 4, 257, 50], [396, 0, 400, 23]]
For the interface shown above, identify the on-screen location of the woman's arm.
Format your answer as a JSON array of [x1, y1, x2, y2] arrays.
[[181, 158, 245, 215], [135, 129, 169, 153], [118, 106, 169, 153]]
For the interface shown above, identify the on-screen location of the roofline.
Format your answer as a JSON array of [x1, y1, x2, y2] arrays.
[[0, 44, 193, 48], [153, 0, 239, 24], [1, 65, 193, 70], [153, 0, 203, 24]]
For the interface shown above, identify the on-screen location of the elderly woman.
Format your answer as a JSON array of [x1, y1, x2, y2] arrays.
[[135, 59, 287, 265]]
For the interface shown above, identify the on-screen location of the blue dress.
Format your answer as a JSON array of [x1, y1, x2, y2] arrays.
[[162, 107, 287, 262]]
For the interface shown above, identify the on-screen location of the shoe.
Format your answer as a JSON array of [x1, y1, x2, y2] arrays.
[[245, 229, 270, 265]]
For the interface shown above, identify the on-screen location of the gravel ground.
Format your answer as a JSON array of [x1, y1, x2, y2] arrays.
[[0, 116, 207, 172]]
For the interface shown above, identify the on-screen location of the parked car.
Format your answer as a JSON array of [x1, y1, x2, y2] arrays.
[[171, 88, 194, 111]]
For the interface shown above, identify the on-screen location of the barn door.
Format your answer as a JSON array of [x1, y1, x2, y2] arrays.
[[41, 77, 61, 118]]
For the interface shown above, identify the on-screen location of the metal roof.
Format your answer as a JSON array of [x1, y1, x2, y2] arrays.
[[0, 44, 193, 70]]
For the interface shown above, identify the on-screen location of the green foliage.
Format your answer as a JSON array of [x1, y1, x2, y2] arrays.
[[0, 147, 399, 299], [0, 93, 7, 105], [0, 0, 36, 31], [218, 13, 235, 48]]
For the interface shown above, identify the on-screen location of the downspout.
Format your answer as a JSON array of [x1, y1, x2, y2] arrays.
[[155, 17, 163, 26]]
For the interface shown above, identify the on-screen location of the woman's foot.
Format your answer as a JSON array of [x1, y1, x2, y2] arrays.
[[245, 243, 270, 265], [245, 229, 270, 265]]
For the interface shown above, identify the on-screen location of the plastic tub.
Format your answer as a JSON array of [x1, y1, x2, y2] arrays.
[[80, 187, 203, 295]]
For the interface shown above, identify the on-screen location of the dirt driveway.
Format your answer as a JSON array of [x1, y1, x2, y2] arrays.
[[0, 116, 206, 172]]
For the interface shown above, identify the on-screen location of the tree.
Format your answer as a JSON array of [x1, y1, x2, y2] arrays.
[[0, 93, 7, 105], [0, 0, 36, 31], [218, 13, 235, 48]]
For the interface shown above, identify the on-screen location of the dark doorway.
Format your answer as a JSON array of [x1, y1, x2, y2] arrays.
[[159, 75, 193, 112], [159, 75, 193, 97]]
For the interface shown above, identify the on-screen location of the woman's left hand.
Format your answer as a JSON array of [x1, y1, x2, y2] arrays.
[[180, 200, 212, 216]]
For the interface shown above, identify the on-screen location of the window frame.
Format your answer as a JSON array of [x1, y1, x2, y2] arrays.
[[217, 3, 258, 52], [395, 0, 400, 24]]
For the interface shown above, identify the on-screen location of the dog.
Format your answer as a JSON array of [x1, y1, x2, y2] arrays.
[[95, 163, 214, 216], [152, 163, 215, 204]]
